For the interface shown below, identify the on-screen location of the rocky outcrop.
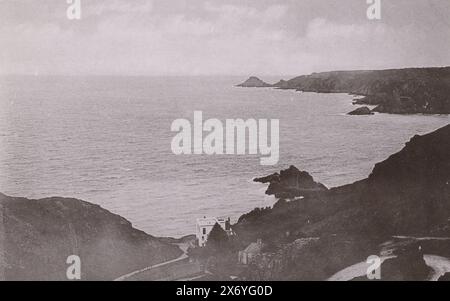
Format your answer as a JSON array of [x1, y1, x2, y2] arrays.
[[241, 67, 450, 114], [237, 77, 272, 88], [378, 254, 431, 281], [254, 165, 328, 199], [242, 124, 450, 238], [0, 194, 182, 280], [361, 124, 450, 235], [232, 124, 450, 280], [233, 124, 450, 278], [241, 236, 378, 281], [351, 242, 432, 281], [348, 106, 374, 115]]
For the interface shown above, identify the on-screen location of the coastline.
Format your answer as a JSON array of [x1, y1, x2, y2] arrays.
[[238, 67, 450, 115], [1, 123, 449, 280], [2, 75, 449, 239]]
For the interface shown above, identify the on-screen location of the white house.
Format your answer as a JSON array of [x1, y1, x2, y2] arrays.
[[196, 216, 231, 247]]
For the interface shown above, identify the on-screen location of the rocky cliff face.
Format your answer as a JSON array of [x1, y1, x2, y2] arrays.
[[235, 124, 450, 280], [362, 124, 450, 234], [241, 236, 379, 281], [241, 124, 450, 239], [0, 194, 182, 280], [243, 67, 450, 114]]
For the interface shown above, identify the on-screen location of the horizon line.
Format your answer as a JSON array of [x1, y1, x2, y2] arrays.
[[2, 64, 450, 79]]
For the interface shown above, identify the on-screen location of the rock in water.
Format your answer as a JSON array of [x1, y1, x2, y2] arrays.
[[348, 106, 374, 115], [254, 165, 328, 198], [237, 76, 272, 88], [239, 124, 450, 238]]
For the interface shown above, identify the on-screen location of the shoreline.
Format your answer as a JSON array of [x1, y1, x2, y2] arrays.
[[238, 67, 450, 115], [1, 123, 449, 280]]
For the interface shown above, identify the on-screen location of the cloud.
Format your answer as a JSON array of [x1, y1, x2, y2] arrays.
[[0, 0, 449, 75], [161, 14, 215, 36], [85, 0, 154, 16], [204, 2, 287, 21], [307, 18, 371, 40]]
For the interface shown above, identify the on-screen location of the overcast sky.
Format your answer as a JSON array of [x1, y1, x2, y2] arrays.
[[1, 0, 450, 76]]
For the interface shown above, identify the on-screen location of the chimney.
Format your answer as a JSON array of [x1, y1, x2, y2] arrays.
[[225, 218, 230, 230]]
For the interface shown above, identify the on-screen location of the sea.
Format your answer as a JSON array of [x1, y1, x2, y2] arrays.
[[0, 75, 448, 237]]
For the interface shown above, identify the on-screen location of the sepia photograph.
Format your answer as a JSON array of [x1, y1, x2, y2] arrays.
[[0, 0, 450, 290]]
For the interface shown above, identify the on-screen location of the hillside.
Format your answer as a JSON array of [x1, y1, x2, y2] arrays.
[[0, 194, 182, 280], [237, 124, 450, 239], [230, 124, 450, 280]]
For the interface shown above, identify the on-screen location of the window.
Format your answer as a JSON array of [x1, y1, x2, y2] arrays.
[[202, 227, 206, 235]]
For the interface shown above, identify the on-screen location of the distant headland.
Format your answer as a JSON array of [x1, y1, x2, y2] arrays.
[[236, 76, 272, 88], [238, 67, 450, 115]]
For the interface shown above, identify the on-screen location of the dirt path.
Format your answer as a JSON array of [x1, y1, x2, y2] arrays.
[[114, 252, 189, 281], [114, 241, 204, 281]]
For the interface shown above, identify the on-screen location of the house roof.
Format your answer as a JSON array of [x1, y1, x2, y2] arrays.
[[196, 217, 217, 227], [243, 242, 262, 254], [196, 216, 228, 227]]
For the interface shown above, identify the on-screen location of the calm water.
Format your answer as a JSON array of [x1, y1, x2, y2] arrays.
[[0, 76, 448, 237]]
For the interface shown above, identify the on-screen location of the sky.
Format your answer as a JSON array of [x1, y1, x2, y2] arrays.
[[1, 0, 450, 76]]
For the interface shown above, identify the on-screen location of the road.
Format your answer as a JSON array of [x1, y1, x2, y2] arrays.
[[327, 256, 395, 281], [328, 236, 450, 281], [114, 252, 190, 281], [393, 236, 450, 241], [424, 255, 450, 281], [328, 254, 450, 281], [114, 243, 204, 281]]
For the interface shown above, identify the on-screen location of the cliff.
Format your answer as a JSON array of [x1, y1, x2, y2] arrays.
[[360, 125, 450, 234], [233, 124, 450, 280], [0, 194, 182, 280], [239, 124, 450, 238], [243, 67, 450, 114]]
